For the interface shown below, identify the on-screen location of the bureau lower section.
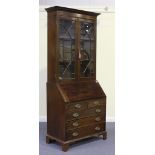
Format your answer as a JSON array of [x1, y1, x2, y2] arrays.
[[46, 98, 107, 151]]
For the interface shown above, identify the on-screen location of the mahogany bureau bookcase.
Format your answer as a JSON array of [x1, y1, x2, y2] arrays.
[[45, 6, 107, 151]]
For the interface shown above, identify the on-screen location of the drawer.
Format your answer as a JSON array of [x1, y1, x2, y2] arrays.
[[66, 101, 87, 112], [66, 123, 105, 140], [66, 105, 105, 121], [66, 115, 105, 130], [88, 98, 105, 109]]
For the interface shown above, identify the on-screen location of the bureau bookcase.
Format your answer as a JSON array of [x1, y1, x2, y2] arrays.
[[45, 6, 107, 151]]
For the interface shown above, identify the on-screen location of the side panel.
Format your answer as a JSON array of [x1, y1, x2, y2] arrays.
[[47, 82, 66, 140]]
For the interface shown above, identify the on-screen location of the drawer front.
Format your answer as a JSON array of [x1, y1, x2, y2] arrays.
[[66, 123, 105, 140], [66, 115, 105, 130], [66, 101, 87, 112], [66, 105, 105, 121], [88, 98, 106, 109]]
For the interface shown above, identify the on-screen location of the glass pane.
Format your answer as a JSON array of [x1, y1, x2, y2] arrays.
[[80, 21, 95, 78], [58, 19, 76, 80]]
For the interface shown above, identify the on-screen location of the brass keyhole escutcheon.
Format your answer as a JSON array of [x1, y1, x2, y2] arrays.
[[74, 104, 81, 109], [72, 132, 79, 137], [96, 109, 101, 113], [72, 113, 79, 117], [95, 127, 101, 131], [72, 122, 79, 127], [95, 117, 101, 122]]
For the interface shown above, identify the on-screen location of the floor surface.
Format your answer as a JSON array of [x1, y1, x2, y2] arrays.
[[39, 122, 115, 155]]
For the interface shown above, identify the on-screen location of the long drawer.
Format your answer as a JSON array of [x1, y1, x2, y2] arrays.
[[66, 105, 106, 121], [66, 123, 105, 140], [66, 115, 105, 130]]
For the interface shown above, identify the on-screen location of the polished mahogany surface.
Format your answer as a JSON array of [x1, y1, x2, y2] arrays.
[[45, 6, 107, 152]]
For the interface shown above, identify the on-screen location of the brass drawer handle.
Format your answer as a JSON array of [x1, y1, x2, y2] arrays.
[[74, 104, 81, 109], [96, 109, 101, 113], [72, 122, 79, 127], [72, 132, 79, 137], [72, 113, 79, 118], [95, 126, 101, 131], [95, 117, 101, 122], [94, 101, 100, 105]]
